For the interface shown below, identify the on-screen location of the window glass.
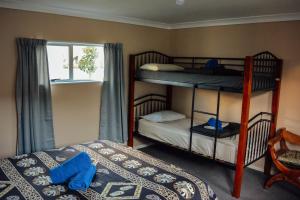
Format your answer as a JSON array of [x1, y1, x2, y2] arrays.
[[47, 45, 69, 80], [73, 45, 104, 81]]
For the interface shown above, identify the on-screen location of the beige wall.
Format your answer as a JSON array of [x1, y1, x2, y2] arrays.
[[171, 21, 300, 134], [51, 83, 101, 147], [0, 8, 171, 157]]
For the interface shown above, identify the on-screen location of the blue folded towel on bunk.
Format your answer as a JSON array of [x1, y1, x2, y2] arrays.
[[208, 118, 223, 131], [68, 164, 96, 191], [205, 59, 219, 68], [50, 152, 92, 184]]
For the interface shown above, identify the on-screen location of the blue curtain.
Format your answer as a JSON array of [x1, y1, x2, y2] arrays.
[[16, 38, 55, 155], [100, 43, 128, 143]]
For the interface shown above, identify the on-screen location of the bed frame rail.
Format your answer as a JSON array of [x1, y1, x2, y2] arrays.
[[172, 57, 245, 69], [244, 112, 272, 167]]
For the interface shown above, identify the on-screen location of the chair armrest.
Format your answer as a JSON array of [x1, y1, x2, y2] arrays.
[[283, 130, 300, 145]]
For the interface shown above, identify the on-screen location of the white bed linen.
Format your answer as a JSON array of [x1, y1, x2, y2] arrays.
[[138, 118, 239, 164]]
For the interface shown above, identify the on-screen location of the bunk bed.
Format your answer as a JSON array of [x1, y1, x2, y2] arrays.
[[127, 51, 282, 198]]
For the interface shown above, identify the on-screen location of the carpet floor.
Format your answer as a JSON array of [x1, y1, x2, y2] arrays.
[[140, 144, 300, 200]]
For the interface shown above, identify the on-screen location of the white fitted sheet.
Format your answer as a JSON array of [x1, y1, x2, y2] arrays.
[[138, 118, 239, 164]]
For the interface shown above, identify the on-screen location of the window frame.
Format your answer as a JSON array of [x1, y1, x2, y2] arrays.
[[47, 41, 104, 84]]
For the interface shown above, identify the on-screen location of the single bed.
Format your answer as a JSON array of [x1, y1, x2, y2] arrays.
[[0, 140, 217, 200], [138, 118, 238, 164]]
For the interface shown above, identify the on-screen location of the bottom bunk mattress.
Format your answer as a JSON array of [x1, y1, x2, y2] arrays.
[[138, 118, 239, 164], [0, 140, 217, 200]]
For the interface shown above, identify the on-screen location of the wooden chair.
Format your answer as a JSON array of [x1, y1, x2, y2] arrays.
[[264, 128, 300, 188]]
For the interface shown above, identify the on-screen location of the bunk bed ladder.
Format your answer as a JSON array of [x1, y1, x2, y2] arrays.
[[189, 86, 222, 161], [213, 89, 221, 160], [189, 86, 196, 152]]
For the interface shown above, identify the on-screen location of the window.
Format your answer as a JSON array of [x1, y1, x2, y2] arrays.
[[47, 42, 104, 83]]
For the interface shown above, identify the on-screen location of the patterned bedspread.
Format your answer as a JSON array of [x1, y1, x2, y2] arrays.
[[0, 140, 217, 200]]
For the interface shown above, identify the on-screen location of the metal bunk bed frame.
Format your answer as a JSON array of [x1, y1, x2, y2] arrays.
[[127, 51, 282, 198]]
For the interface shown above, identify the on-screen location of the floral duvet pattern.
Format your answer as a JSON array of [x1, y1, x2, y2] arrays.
[[0, 140, 218, 200]]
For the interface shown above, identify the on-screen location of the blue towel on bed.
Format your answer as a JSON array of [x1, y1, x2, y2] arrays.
[[68, 164, 96, 191], [208, 118, 223, 131], [50, 152, 92, 184], [205, 59, 219, 68]]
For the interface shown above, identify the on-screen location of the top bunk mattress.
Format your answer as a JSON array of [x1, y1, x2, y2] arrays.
[[136, 70, 276, 92]]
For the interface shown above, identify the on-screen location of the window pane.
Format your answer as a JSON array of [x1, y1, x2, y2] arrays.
[[73, 45, 104, 81], [47, 45, 69, 80]]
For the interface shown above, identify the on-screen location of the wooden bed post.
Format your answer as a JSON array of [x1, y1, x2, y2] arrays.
[[166, 86, 173, 110], [233, 56, 253, 198], [264, 60, 283, 176], [128, 55, 135, 147]]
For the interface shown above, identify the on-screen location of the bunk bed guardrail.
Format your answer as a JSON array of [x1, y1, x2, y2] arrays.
[[132, 51, 281, 79], [133, 94, 273, 168]]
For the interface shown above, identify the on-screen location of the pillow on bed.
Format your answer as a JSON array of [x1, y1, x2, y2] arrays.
[[140, 63, 184, 71], [142, 110, 186, 122]]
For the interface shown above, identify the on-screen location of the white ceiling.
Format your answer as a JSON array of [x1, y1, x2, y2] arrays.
[[1, 0, 300, 28]]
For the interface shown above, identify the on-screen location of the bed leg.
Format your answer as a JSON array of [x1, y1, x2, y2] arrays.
[[233, 56, 253, 198]]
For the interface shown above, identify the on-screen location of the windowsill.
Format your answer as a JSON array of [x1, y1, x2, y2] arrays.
[[50, 80, 103, 85]]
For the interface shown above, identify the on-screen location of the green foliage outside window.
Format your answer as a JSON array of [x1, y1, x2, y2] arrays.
[[75, 47, 98, 78]]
